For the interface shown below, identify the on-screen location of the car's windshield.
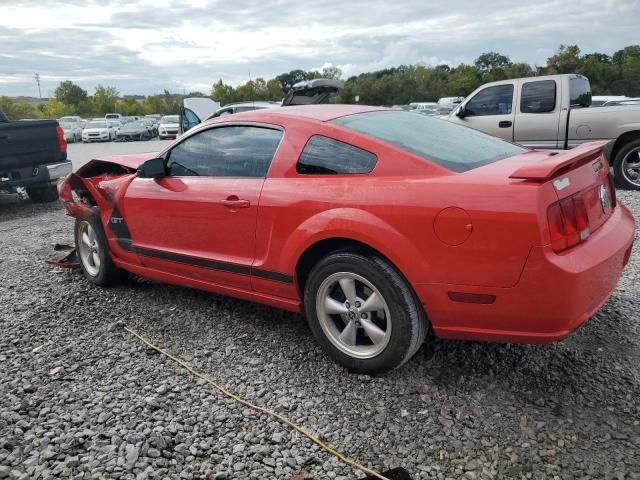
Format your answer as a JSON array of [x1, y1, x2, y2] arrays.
[[60, 122, 74, 128], [331, 111, 526, 173], [127, 121, 146, 128], [85, 121, 107, 128], [160, 115, 179, 123]]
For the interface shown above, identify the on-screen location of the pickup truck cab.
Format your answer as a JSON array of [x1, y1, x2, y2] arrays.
[[0, 112, 71, 202], [448, 74, 640, 189]]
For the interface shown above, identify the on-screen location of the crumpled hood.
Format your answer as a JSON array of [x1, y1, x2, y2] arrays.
[[78, 151, 161, 174]]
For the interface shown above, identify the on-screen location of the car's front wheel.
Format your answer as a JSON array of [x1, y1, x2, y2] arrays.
[[75, 217, 127, 286], [304, 252, 427, 374]]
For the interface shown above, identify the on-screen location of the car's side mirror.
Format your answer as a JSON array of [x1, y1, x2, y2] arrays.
[[455, 105, 466, 118], [138, 158, 166, 179]]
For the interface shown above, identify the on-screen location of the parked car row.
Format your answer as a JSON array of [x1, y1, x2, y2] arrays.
[[57, 114, 180, 143]]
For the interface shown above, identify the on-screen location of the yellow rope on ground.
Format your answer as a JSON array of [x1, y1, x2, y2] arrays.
[[124, 326, 390, 480]]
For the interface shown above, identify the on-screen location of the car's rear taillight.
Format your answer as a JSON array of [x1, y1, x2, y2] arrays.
[[56, 125, 68, 154], [547, 192, 591, 252]]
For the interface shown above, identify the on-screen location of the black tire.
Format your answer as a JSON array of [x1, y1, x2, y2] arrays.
[[304, 252, 428, 374], [74, 217, 128, 286], [613, 139, 640, 190], [26, 184, 58, 203]]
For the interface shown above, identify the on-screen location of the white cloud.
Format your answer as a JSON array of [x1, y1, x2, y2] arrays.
[[0, 0, 638, 96]]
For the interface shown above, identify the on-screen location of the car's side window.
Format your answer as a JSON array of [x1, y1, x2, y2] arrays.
[[520, 80, 556, 113], [465, 85, 514, 116], [297, 135, 377, 175], [166, 126, 282, 178]]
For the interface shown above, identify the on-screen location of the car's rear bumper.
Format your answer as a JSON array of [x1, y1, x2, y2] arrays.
[[0, 161, 72, 191], [417, 204, 635, 343]]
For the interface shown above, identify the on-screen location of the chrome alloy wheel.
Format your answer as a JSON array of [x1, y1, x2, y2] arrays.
[[622, 148, 640, 187], [315, 272, 392, 359], [78, 221, 101, 277]]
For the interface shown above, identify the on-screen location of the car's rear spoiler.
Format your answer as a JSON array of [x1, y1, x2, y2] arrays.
[[509, 141, 609, 181]]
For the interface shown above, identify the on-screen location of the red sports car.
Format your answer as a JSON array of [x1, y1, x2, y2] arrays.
[[59, 105, 635, 374]]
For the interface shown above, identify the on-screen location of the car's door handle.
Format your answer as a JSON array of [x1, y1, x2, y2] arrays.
[[220, 196, 250, 209], [498, 121, 512, 128]]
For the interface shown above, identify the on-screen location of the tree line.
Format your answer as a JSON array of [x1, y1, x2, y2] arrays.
[[1, 44, 639, 120]]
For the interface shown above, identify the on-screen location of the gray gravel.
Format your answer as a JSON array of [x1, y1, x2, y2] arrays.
[[0, 188, 639, 480]]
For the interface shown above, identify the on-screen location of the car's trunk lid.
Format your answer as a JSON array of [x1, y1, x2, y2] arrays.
[[281, 79, 343, 106], [510, 142, 615, 232]]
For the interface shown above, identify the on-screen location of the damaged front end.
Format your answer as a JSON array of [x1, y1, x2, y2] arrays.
[[56, 154, 154, 268]]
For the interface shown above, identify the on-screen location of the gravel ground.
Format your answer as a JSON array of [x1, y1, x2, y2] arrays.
[[0, 189, 638, 480]]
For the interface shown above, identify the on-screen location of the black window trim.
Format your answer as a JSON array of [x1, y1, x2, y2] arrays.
[[465, 83, 515, 117], [296, 134, 378, 176], [162, 121, 285, 179], [519, 79, 557, 114]]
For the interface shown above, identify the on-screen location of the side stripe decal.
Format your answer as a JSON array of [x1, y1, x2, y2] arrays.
[[133, 246, 293, 284]]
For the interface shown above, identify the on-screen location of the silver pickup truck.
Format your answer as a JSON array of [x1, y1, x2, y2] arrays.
[[447, 74, 640, 190]]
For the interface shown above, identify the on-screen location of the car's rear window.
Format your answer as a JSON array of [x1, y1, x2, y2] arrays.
[[331, 111, 526, 173]]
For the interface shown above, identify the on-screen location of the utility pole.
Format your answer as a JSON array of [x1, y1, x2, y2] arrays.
[[34, 73, 42, 99]]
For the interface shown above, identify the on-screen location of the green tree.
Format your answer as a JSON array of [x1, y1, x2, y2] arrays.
[[92, 85, 119, 116], [117, 96, 144, 116], [546, 45, 582, 74], [580, 53, 616, 94], [141, 95, 164, 115], [43, 99, 73, 119], [447, 64, 481, 96], [611, 45, 640, 96], [475, 52, 512, 73], [321, 66, 342, 80], [54, 81, 88, 110], [212, 79, 236, 105], [0, 97, 41, 120], [162, 90, 181, 114]]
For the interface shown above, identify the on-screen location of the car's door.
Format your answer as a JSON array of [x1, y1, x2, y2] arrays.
[[122, 124, 283, 289], [450, 83, 515, 141], [513, 79, 562, 148]]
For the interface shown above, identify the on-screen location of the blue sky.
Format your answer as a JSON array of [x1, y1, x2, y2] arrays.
[[1, 0, 639, 97]]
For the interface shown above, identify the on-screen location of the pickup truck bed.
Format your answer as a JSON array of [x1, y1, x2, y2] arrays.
[[0, 116, 71, 202]]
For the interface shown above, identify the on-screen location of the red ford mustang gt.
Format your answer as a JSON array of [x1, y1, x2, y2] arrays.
[[59, 105, 635, 374]]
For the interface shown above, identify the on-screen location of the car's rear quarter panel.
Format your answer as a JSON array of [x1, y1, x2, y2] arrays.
[[252, 118, 552, 304]]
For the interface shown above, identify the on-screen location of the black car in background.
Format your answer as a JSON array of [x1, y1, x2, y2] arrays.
[[115, 121, 154, 141]]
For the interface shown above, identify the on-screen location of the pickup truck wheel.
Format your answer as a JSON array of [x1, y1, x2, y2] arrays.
[[613, 139, 640, 190], [26, 185, 58, 203], [304, 252, 428, 374], [75, 218, 127, 286]]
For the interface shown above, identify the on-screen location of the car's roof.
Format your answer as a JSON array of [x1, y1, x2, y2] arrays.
[[228, 104, 388, 122]]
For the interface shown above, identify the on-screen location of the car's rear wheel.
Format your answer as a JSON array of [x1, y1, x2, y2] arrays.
[[75, 217, 127, 286], [613, 139, 640, 190], [304, 252, 427, 374]]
